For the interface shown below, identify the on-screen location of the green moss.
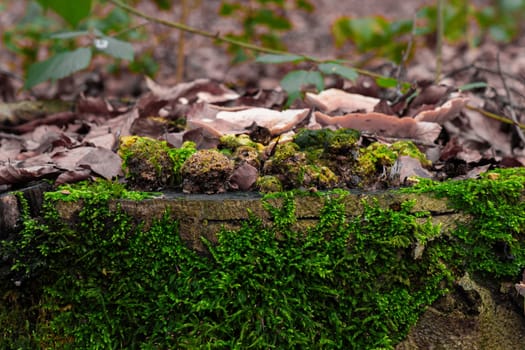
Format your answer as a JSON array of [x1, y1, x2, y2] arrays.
[[263, 142, 340, 190], [3, 168, 525, 348], [391, 140, 431, 167], [404, 167, 525, 277], [46, 178, 159, 202], [256, 175, 283, 193], [356, 142, 397, 182], [181, 149, 234, 193], [167, 141, 197, 183], [294, 127, 360, 154], [233, 145, 261, 168], [271, 141, 301, 162], [219, 134, 264, 152], [118, 135, 176, 190]]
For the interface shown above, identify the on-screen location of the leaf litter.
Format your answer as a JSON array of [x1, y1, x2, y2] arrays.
[[2, 27, 525, 193]]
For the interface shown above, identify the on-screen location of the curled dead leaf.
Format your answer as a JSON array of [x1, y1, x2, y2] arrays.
[[0, 162, 58, 185], [229, 162, 259, 191], [305, 88, 379, 113], [77, 147, 123, 179], [314, 111, 442, 142], [146, 77, 239, 103], [55, 169, 92, 185], [187, 105, 310, 137], [414, 96, 468, 124]]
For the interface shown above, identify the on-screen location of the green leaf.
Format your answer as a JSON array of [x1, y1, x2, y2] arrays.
[[152, 0, 172, 10], [318, 62, 358, 81], [295, 0, 314, 12], [256, 54, 305, 64], [252, 9, 291, 30], [94, 36, 134, 61], [280, 70, 324, 105], [458, 82, 488, 92], [36, 0, 92, 27], [49, 30, 89, 39], [24, 48, 92, 89], [219, 2, 242, 16], [375, 77, 398, 88]]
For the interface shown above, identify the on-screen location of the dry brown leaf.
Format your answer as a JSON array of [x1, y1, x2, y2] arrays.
[[314, 111, 441, 142], [55, 168, 92, 185], [0, 162, 58, 185], [77, 147, 122, 179], [146, 77, 239, 103], [410, 83, 450, 109], [445, 95, 512, 156], [216, 108, 310, 135], [390, 155, 433, 185], [414, 96, 468, 124], [305, 88, 379, 113], [52, 147, 95, 171], [0, 137, 25, 162], [187, 105, 310, 137], [515, 282, 525, 297], [229, 163, 259, 191]]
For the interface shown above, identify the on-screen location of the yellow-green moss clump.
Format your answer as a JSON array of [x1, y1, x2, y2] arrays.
[[356, 141, 431, 187], [294, 128, 360, 155], [118, 136, 176, 190], [391, 140, 432, 167], [219, 134, 264, 153], [118, 136, 196, 191], [233, 146, 261, 168], [256, 175, 283, 193], [263, 142, 340, 190], [181, 149, 234, 194], [167, 141, 197, 184]]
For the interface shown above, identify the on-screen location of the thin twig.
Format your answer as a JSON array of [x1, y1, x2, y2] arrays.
[[108, 0, 307, 57], [465, 104, 525, 130], [106, 0, 385, 80], [435, 0, 444, 83], [176, 0, 189, 82], [111, 21, 150, 39], [496, 52, 525, 146], [394, 11, 417, 93]]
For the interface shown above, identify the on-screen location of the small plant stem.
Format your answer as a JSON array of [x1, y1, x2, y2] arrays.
[[107, 0, 385, 81], [465, 104, 525, 130], [111, 21, 150, 39], [435, 0, 444, 83], [108, 0, 290, 56], [496, 52, 525, 144], [176, 0, 189, 82]]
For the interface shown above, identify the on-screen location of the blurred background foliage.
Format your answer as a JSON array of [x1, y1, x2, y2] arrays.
[[1, 0, 525, 89]]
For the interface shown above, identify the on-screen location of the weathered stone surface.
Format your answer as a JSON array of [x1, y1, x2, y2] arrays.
[[108, 191, 463, 251], [0, 193, 19, 237], [397, 273, 525, 350], [0, 181, 52, 237]]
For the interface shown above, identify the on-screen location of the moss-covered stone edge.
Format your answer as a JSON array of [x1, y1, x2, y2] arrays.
[[1, 168, 525, 349]]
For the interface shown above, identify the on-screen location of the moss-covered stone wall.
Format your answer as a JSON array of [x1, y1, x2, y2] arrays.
[[1, 168, 525, 348]]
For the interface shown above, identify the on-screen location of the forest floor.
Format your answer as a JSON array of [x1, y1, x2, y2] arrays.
[[1, 0, 525, 193]]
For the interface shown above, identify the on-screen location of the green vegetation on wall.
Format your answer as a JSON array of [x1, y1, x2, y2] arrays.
[[406, 167, 525, 277], [2, 168, 525, 348]]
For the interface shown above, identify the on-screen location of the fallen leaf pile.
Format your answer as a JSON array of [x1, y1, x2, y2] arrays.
[[1, 71, 524, 193]]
